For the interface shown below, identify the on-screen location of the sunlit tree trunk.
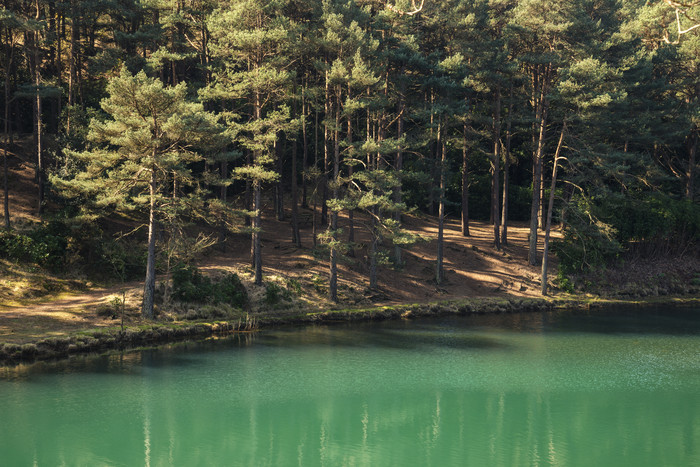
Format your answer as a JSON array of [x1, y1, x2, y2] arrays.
[[32, 0, 44, 216], [492, 86, 501, 250], [3, 31, 14, 230], [329, 83, 340, 301], [347, 83, 355, 257], [291, 95, 301, 246], [142, 169, 157, 319], [393, 86, 404, 266], [542, 124, 565, 295], [501, 81, 514, 246], [461, 120, 470, 237], [436, 124, 446, 285], [529, 71, 549, 266]]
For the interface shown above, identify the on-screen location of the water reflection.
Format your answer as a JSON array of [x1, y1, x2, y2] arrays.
[[1, 306, 699, 466], [56, 384, 691, 466]]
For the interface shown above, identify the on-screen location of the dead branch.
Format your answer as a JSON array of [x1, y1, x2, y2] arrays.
[[386, 0, 425, 16], [662, 2, 700, 44]]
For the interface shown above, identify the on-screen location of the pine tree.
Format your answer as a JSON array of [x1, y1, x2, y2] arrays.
[[53, 67, 221, 318], [509, 0, 574, 265], [205, 0, 295, 286]]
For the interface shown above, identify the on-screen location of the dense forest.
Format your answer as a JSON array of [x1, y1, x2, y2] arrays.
[[0, 0, 698, 317]]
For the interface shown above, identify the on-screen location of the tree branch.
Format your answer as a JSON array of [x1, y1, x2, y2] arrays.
[[662, 3, 700, 44], [386, 0, 425, 16]]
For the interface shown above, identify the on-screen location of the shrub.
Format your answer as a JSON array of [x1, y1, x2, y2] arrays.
[[264, 282, 291, 305], [553, 195, 622, 274], [215, 273, 248, 309], [605, 194, 700, 253], [286, 278, 302, 296], [172, 265, 209, 303], [555, 269, 575, 294], [0, 221, 69, 271], [172, 264, 248, 309]]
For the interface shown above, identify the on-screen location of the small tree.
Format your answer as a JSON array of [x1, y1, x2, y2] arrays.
[[54, 67, 220, 318]]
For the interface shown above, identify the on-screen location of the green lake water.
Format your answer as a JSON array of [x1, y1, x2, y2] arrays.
[[1, 306, 699, 466]]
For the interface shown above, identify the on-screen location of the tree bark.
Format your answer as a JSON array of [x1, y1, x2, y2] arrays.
[[347, 83, 355, 257], [687, 124, 697, 201], [252, 86, 263, 284], [393, 87, 404, 266], [528, 91, 548, 266], [3, 35, 13, 230], [32, 0, 44, 216], [542, 124, 566, 295], [428, 92, 436, 215], [291, 127, 300, 246], [275, 132, 285, 221], [253, 181, 262, 285], [329, 84, 340, 302], [436, 126, 446, 285], [142, 169, 157, 319], [301, 82, 309, 208], [369, 209, 378, 289], [501, 81, 514, 246], [461, 114, 470, 236], [492, 86, 501, 250], [321, 70, 329, 226], [219, 160, 228, 251]]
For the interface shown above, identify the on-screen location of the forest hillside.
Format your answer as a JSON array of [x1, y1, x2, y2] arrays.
[[0, 0, 698, 326]]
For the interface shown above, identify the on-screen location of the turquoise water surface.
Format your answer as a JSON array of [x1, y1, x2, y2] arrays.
[[1, 306, 699, 466]]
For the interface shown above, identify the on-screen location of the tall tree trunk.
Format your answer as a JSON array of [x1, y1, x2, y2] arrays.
[[329, 84, 340, 301], [301, 82, 309, 208], [33, 0, 44, 216], [347, 83, 355, 257], [428, 92, 436, 215], [321, 70, 329, 226], [219, 160, 228, 251], [461, 121, 470, 236], [436, 125, 446, 285], [312, 194, 318, 247], [501, 81, 514, 246], [542, 124, 566, 295], [274, 133, 285, 221], [528, 90, 548, 266], [393, 87, 404, 266], [539, 156, 546, 230], [142, 169, 157, 319], [492, 87, 501, 250], [68, 0, 78, 134], [3, 137, 8, 229], [252, 88, 263, 285], [55, 8, 62, 124], [3, 38, 13, 230], [687, 124, 697, 201], [369, 209, 378, 289], [312, 105, 319, 245], [244, 151, 252, 228], [253, 181, 262, 285], [291, 102, 301, 246]]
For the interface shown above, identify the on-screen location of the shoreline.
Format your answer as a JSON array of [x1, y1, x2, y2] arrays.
[[2, 295, 698, 367]]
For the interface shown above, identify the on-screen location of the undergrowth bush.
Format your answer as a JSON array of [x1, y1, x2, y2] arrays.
[[553, 196, 622, 274], [605, 193, 700, 254], [554, 193, 699, 275], [0, 221, 69, 271], [264, 282, 292, 305], [172, 264, 248, 308]]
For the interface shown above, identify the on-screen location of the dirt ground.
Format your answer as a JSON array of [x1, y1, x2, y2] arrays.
[[0, 143, 558, 344]]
